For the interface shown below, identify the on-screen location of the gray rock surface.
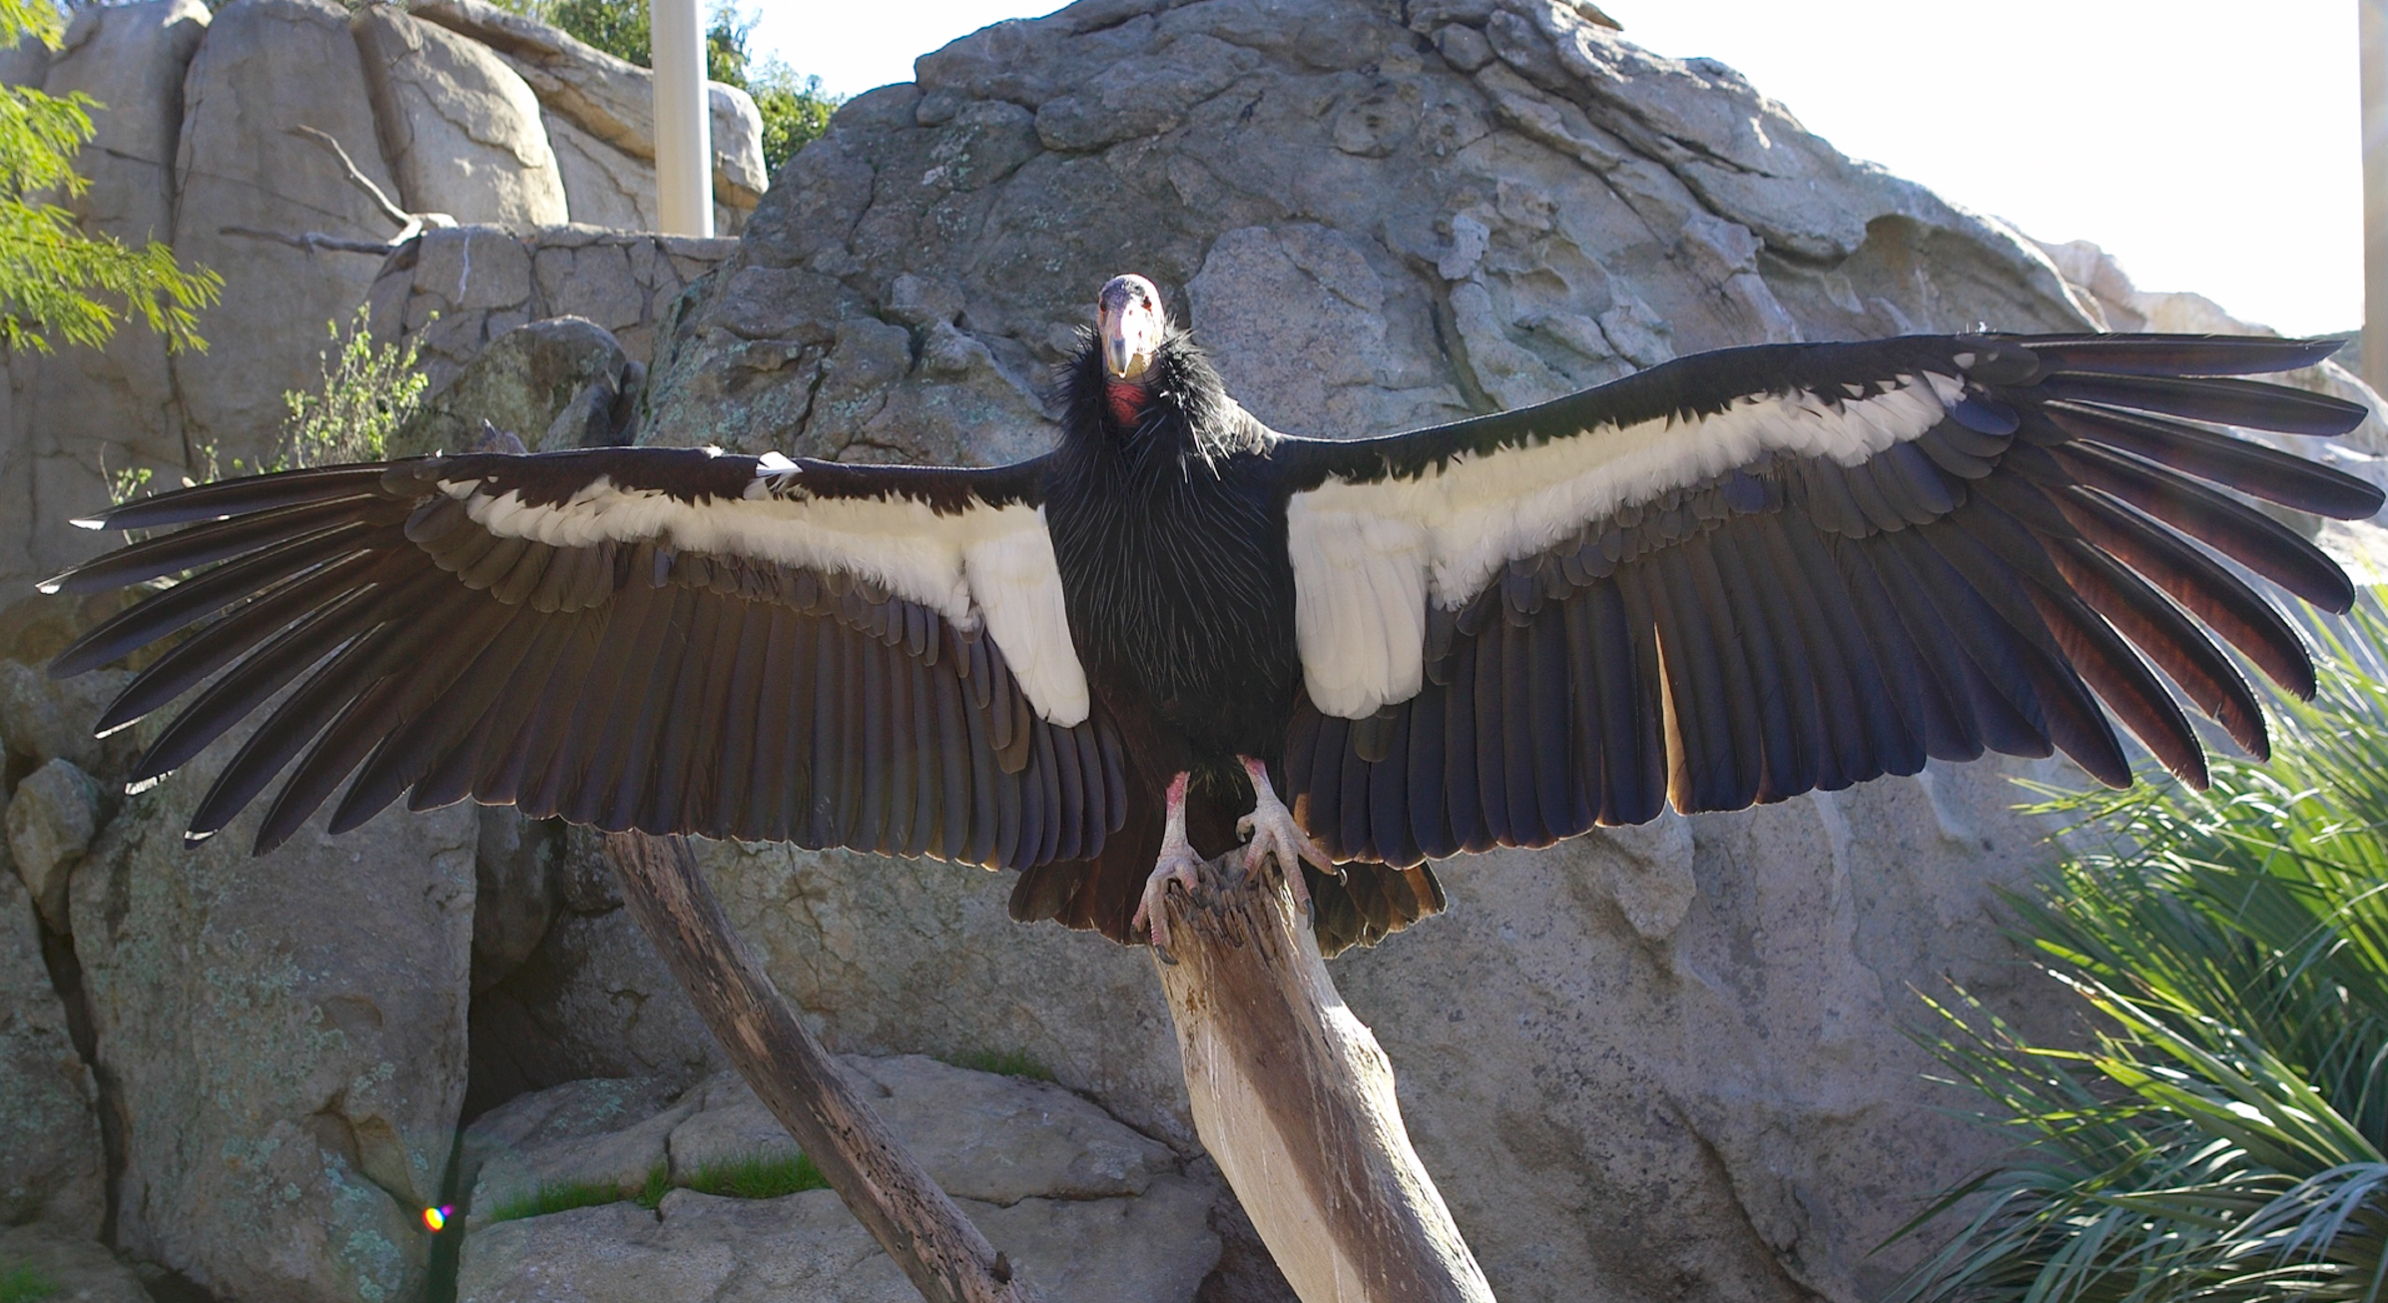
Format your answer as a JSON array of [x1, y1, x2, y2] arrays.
[[473, 809, 560, 992], [168, 0, 405, 476], [456, 1055, 1218, 1303], [367, 225, 736, 395], [0, 0, 760, 608], [408, 0, 766, 231], [466, 896, 725, 1116], [389, 314, 640, 459], [668, 1056, 1178, 1204], [7, 759, 102, 934], [459, 1180, 1218, 1303], [634, 0, 2138, 1297], [699, 841, 1191, 1145], [0, 871, 103, 1234], [466, 1077, 695, 1230], [0, 660, 129, 779], [68, 721, 478, 1303], [0, 1223, 149, 1303], [0, 0, 209, 609], [353, 5, 568, 229]]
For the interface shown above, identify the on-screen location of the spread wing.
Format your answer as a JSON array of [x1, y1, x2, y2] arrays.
[[1269, 333, 2381, 866], [44, 446, 1126, 867]]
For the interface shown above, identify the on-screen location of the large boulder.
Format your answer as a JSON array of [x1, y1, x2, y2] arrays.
[[464, 891, 724, 1118], [68, 721, 478, 1303], [7, 758, 103, 934], [455, 1056, 1219, 1303], [167, 0, 406, 483], [365, 226, 737, 393], [388, 314, 639, 459], [0, 1223, 149, 1303], [634, 0, 2132, 1297], [407, 0, 766, 233], [0, 871, 103, 1234], [352, 6, 569, 229], [0, 0, 210, 606]]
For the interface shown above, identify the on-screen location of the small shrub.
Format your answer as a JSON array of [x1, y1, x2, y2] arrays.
[[1889, 597, 2388, 1303], [747, 67, 840, 174], [481, 1153, 825, 1222], [684, 1149, 828, 1200], [0, 1259, 58, 1303], [278, 305, 428, 470], [482, 1164, 667, 1225], [954, 1048, 1055, 1082], [634, 1162, 671, 1210]]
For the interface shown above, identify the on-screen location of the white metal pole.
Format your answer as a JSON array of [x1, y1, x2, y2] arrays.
[[2364, 0, 2385, 390], [650, 0, 712, 237]]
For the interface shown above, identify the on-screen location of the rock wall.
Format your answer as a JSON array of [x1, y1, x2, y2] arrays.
[[8, 0, 2387, 1299], [629, 0, 2384, 1299], [364, 224, 737, 397], [0, 0, 765, 608]]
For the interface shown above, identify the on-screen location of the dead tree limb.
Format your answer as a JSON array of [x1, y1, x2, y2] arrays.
[[218, 126, 455, 255], [289, 125, 415, 231], [1152, 852, 1496, 1303], [601, 832, 1046, 1303]]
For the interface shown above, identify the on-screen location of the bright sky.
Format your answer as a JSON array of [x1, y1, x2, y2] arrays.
[[751, 1, 2361, 337]]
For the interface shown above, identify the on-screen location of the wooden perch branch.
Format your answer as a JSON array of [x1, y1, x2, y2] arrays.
[[601, 832, 1045, 1303], [1152, 853, 1496, 1303]]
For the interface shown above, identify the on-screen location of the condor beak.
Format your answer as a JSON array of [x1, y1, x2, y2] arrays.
[[1098, 278, 1163, 381], [1102, 308, 1159, 380]]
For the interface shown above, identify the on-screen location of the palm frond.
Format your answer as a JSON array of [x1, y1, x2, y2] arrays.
[[1893, 596, 2388, 1303]]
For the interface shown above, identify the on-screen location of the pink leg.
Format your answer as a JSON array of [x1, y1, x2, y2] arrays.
[[1131, 772, 1204, 953], [1237, 757, 1333, 917]]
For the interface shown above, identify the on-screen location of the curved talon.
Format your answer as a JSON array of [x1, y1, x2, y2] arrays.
[[1132, 842, 1204, 952], [1238, 756, 1335, 919], [1133, 771, 1201, 953]]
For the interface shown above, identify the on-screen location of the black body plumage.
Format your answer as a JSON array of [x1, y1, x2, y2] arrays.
[[1043, 330, 1300, 772]]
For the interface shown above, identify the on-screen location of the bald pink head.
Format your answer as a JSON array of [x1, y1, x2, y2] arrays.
[[1097, 274, 1164, 383]]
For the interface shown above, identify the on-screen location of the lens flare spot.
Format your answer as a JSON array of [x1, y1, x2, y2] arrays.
[[421, 1205, 452, 1233]]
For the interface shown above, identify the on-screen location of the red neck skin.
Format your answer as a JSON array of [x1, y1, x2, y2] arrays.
[[1106, 377, 1150, 427]]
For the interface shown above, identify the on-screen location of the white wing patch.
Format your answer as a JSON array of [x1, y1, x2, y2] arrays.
[[1287, 376, 1958, 719], [451, 466, 1092, 726]]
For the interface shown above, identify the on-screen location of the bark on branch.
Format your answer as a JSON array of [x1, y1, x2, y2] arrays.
[[1151, 853, 1496, 1303], [218, 126, 455, 256], [601, 832, 1045, 1303]]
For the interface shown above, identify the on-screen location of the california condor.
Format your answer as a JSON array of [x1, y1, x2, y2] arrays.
[[43, 275, 2383, 954]]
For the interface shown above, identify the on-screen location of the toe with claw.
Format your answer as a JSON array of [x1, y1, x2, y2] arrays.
[[1134, 771, 1202, 956], [1133, 841, 1205, 958], [1238, 757, 1335, 918]]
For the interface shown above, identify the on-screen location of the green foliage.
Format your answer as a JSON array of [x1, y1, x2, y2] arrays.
[[0, 0, 218, 354], [481, 1151, 824, 1224], [0, 1258, 59, 1303], [953, 1048, 1057, 1082], [278, 306, 429, 470], [635, 1161, 671, 1209], [493, 0, 839, 175], [1890, 599, 2388, 1303], [683, 1150, 828, 1200], [101, 451, 150, 506], [747, 67, 839, 175], [482, 1172, 649, 1225], [543, 0, 650, 66]]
